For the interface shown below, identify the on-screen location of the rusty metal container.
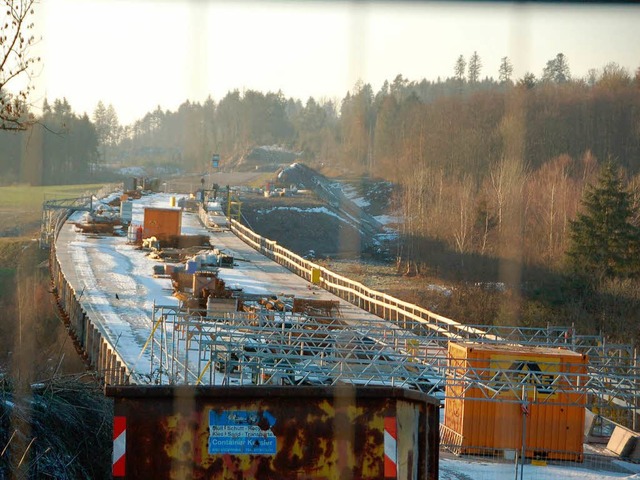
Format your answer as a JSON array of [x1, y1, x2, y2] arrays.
[[143, 207, 182, 238], [106, 385, 439, 480], [443, 342, 587, 461]]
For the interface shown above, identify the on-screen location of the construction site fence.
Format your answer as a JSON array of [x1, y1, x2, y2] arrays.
[[229, 220, 640, 366], [47, 187, 130, 385], [439, 439, 636, 478]]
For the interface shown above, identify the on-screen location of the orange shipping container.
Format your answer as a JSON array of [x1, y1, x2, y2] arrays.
[[143, 207, 182, 238], [443, 342, 587, 461]]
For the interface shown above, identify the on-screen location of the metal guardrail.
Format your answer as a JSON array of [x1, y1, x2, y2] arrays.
[[228, 217, 640, 417], [230, 219, 498, 342]]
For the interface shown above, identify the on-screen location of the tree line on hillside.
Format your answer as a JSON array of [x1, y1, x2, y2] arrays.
[[0, 98, 99, 185], [1, 53, 637, 183], [2, 52, 640, 341], [2, 54, 640, 273], [9, 55, 640, 263]]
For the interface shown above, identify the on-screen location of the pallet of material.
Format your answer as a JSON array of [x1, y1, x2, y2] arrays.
[[74, 223, 114, 234], [156, 234, 211, 249]]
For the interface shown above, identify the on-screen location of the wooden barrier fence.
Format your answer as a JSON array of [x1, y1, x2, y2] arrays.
[[229, 219, 495, 342]]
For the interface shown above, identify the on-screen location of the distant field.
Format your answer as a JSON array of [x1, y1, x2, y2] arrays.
[[0, 183, 109, 237], [0, 174, 275, 237], [0, 183, 108, 210]]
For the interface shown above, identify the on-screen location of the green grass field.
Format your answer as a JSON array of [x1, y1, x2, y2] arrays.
[[0, 183, 108, 210], [0, 183, 110, 238]]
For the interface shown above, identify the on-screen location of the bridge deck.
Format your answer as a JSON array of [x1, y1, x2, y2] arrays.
[[55, 192, 402, 382]]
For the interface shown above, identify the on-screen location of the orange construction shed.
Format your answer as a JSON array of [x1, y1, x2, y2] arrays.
[[443, 342, 587, 461], [143, 207, 182, 238]]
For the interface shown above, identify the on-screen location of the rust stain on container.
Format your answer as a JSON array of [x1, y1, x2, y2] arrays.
[[106, 385, 439, 480], [444, 342, 587, 461], [143, 207, 182, 238]]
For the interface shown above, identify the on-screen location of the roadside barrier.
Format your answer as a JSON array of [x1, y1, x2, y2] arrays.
[[229, 219, 494, 342], [50, 243, 129, 384], [48, 189, 130, 385]]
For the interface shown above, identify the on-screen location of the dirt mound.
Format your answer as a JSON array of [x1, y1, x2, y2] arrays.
[[236, 146, 301, 171], [236, 167, 398, 260], [240, 195, 366, 258]]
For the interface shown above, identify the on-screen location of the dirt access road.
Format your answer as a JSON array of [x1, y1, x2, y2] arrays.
[[176, 164, 388, 260], [231, 164, 390, 260]]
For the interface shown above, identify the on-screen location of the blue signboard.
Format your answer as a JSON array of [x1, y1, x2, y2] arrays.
[[212, 154, 220, 168], [208, 410, 277, 455]]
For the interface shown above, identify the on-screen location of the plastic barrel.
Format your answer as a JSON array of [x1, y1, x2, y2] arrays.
[[186, 260, 198, 274]]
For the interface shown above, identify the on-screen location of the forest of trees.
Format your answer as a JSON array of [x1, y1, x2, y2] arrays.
[[5, 53, 638, 270], [3, 53, 640, 340], [0, 98, 99, 185]]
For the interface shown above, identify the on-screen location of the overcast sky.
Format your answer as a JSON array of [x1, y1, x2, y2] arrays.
[[30, 0, 640, 125]]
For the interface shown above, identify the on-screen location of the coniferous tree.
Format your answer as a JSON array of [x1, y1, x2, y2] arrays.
[[499, 57, 513, 84], [468, 51, 482, 84], [454, 55, 466, 81], [542, 53, 571, 83], [518, 72, 536, 89], [567, 160, 640, 280]]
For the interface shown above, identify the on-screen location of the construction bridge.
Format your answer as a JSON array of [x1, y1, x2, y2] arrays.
[[48, 189, 640, 432]]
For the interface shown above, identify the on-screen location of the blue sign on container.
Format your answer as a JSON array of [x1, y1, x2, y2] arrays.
[[208, 410, 277, 455]]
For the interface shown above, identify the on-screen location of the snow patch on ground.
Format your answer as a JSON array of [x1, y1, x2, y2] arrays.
[[440, 457, 640, 480], [428, 284, 453, 297], [257, 206, 347, 223], [374, 214, 402, 226], [341, 184, 370, 208], [215, 268, 276, 296]]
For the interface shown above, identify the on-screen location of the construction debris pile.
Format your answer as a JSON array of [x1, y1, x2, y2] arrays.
[[149, 246, 238, 311], [237, 296, 340, 318], [72, 191, 140, 235], [172, 270, 235, 311], [73, 203, 122, 234]]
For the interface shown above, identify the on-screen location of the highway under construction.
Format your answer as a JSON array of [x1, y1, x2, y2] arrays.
[[45, 181, 640, 477]]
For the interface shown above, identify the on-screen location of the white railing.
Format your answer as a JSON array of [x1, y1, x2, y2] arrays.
[[230, 219, 498, 342]]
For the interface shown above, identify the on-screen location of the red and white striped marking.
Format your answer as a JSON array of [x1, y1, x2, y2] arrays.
[[113, 416, 126, 477], [384, 416, 397, 479]]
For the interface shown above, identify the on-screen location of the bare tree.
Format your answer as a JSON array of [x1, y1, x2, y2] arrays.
[[598, 62, 631, 88], [453, 174, 475, 255], [0, 0, 39, 130], [527, 155, 573, 263]]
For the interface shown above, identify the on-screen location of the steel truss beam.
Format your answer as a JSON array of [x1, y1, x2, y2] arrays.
[[141, 305, 640, 411], [40, 196, 93, 248]]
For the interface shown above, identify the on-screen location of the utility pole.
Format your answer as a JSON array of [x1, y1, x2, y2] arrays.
[[634, 349, 638, 432], [520, 387, 529, 480]]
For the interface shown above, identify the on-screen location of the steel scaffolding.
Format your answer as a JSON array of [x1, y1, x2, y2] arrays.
[[40, 196, 93, 248], [140, 304, 640, 414]]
